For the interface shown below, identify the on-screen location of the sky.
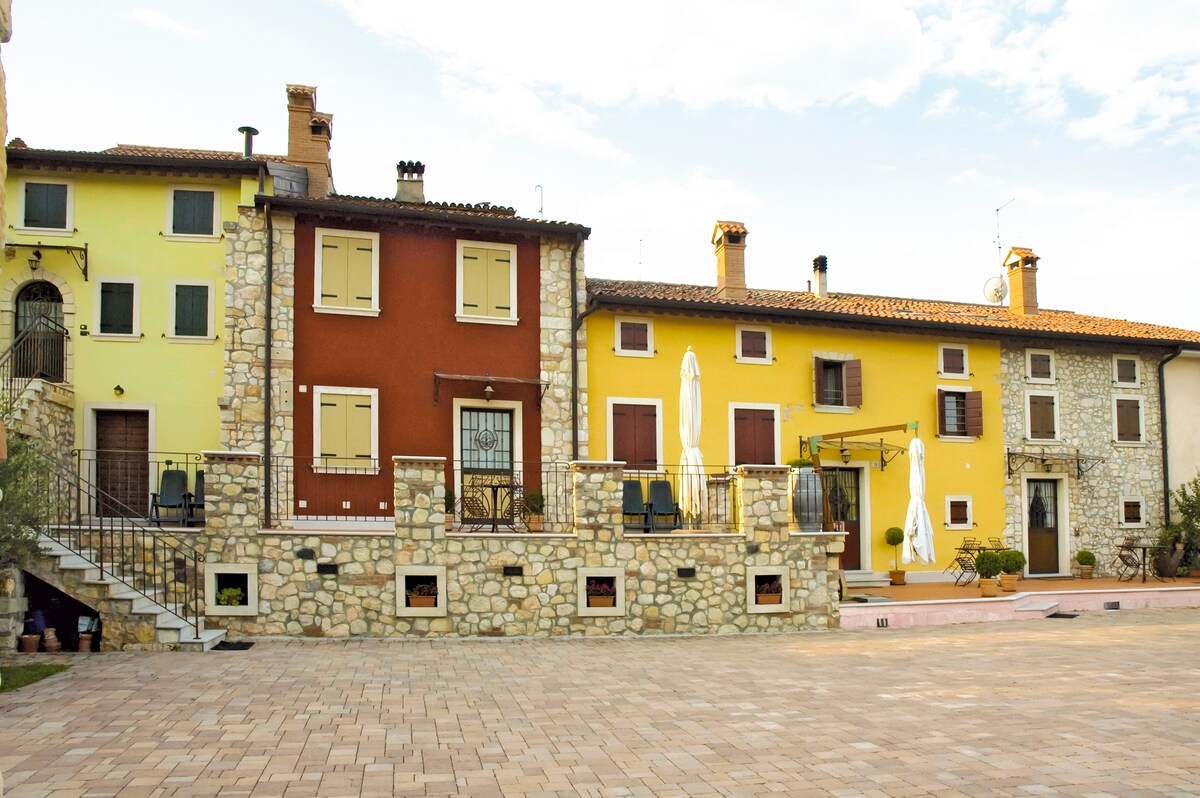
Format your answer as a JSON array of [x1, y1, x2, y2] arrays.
[[4, 0, 1199, 330]]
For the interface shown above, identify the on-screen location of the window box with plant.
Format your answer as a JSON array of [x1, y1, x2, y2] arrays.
[[997, 549, 1026, 592], [585, 577, 617, 608], [754, 577, 783, 605], [406, 582, 439, 608], [1074, 549, 1096, 579], [215, 587, 246, 607], [975, 550, 1002, 597], [885, 526, 906, 585], [522, 490, 545, 532]]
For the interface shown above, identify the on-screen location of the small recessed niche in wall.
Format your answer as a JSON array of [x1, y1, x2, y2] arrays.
[[316, 563, 339, 576], [502, 565, 524, 577], [676, 566, 697, 579], [296, 548, 316, 560], [396, 565, 447, 617], [204, 562, 258, 617], [746, 565, 790, 614], [577, 567, 625, 617]]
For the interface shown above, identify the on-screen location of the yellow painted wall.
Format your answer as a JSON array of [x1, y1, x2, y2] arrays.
[[4, 169, 257, 456], [586, 308, 1007, 574]]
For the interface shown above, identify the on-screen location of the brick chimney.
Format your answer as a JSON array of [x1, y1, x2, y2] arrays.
[[1004, 246, 1040, 315], [812, 255, 829, 298], [712, 221, 748, 301], [395, 161, 425, 203], [286, 84, 333, 198]]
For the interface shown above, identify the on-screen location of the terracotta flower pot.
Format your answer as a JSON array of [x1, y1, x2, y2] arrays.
[[980, 579, 1000, 598], [587, 595, 616, 607], [78, 633, 93, 652], [1079, 565, 1094, 579], [42, 639, 61, 653], [889, 570, 906, 586], [19, 634, 40, 653], [999, 573, 1019, 592], [756, 593, 783, 605], [407, 595, 437, 608]]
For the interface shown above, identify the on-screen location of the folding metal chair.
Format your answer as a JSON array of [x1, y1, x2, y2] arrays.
[[953, 553, 978, 586], [1114, 543, 1142, 582], [989, 537, 1009, 551]]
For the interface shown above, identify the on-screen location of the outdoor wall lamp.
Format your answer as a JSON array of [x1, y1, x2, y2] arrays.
[[1042, 458, 1053, 472], [28, 249, 41, 271], [840, 448, 852, 465], [113, 384, 124, 396], [482, 383, 495, 401]]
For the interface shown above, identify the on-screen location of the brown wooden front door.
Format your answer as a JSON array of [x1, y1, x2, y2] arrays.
[[1028, 479, 1059, 574], [95, 410, 149, 516], [823, 468, 861, 570], [733, 408, 775, 465]]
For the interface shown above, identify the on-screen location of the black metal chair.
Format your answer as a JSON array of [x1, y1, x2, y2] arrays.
[[648, 480, 681, 532], [988, 537, 1008, 551], [952, 553, 978, 585], [1114, 538, 1142, 582], [185, 470, 205, 527], [151, 469, 189, 526], [622, 480, 651, 533]]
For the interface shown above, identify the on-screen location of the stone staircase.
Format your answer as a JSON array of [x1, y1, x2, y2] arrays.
[[28, 535, 224, 652]]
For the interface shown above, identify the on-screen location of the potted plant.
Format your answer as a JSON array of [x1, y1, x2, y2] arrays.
[[975, 550, 1002, 597], [407, 582, 438, 608], [1075, 549, 1096, 579], [754, 577, 783, 605], [884, 527, 906, 585], [444, 488, 455, 532], [997, 549, 1026, 592], [19, 632, 40, 653], [585, 578, 617, 607], [216, 587, 246, 607], [522, 490, 545, 532]]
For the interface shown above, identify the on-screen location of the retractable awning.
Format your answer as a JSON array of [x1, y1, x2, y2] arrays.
[[432, 372, 548, 404], [802, 421, 918, 471]]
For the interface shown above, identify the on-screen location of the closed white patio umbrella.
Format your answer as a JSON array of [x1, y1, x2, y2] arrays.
[[902, 436, 936, 565], [679, 346, 708, 521]]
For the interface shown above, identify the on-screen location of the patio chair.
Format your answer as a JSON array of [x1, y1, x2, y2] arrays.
[[622, 480, 651, 533], [988, 537, 1009, 551], [1114, 542, 1142, 582], [648, 480, 681, 532], [184, 470, 205, 527], [150, 469, 189, 526], [953, 552, 978, 586]]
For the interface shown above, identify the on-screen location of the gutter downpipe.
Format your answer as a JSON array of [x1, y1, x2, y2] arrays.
[[568, 233, 583, 461], [264, 202, 274, 529], [1159, 345, 1185, 522]]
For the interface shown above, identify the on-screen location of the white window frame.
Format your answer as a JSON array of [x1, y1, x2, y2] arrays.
[[937, 384, 975, 441], [1118, 495, 1146, 529], [204, 562, 258, 617], [606, 397, 664, 473], [166, 279, 216, 342], [746, 565, 791, 615], [313, 227, 382, 317], [455, 239, 518, 326], [1025, 348, 1056, 384], [1112, 355, 1141, 387], [577, 567, 626, 618], [396, 565, 448, 618], [312, 385, 380, 474], [937, 343, 969, 379], [944, 495, 973, 530], [1025, 389, 1060, 442], [165, 184, 220, 241], [813, 350, 857, 414], [1112, 395, 1146, 445], [92, 277, 142, 341], [15, 177, 74, 236], [735, 324, 772, 365], [727, 402, 782, 466], [613, 316, 654, 358]]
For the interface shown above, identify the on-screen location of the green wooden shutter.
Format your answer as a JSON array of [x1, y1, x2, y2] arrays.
[[173, 190, 214, 235], [174, 285, 209, 337], [99, 282, 134, 334], [25, 183, 68, 229]]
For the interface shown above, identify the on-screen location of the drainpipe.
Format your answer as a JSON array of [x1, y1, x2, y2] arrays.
[[263, 203, 274, 528], [568, 233, 582, 461], [1159, 345, 1185, 522]]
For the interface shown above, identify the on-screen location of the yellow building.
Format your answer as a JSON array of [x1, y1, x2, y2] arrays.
[[2, 85, 331, 517], [585, 222, 1006, 586]]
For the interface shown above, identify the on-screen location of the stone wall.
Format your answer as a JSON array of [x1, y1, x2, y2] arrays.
[[194, 456, 841, 638], [15, 379, 75, 465], [540, 236, 587, 463], [0, 565, 26, 651], [1001, 342, 1167, 573]]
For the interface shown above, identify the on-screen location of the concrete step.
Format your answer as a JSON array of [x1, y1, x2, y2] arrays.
[[1017, 600, 1060, 615], [177, 628, 226, 652]]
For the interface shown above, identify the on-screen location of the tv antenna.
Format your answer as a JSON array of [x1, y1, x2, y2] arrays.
[[534, 185, 544, 219], [995, 197, 1015, 265]]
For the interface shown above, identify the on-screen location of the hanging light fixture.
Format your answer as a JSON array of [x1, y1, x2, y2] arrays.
[[840, 448, 852, 465], [482, 383, 495, 401], [28, 249, 42, 271]]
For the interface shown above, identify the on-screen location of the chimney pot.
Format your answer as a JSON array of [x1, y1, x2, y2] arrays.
[[395, 160, 426, 203], [286, 84, 334, 198], [237, 126, 258, 159], [812, 255, 829, 298], [1004, 247, 1040, 315], [712, 221, 749, 301]]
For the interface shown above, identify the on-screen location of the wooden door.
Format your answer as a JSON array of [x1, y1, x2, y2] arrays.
[[1028, 479, 1059, 574], [823, 468, 861, 570], [95, 410, 149, 516], [733, 408, 775, 465]]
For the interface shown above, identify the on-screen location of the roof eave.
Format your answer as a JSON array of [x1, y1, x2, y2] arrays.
[[589, 293, 1194, 348], [256, 194, 590, 238], [7, 148, 266, 174]]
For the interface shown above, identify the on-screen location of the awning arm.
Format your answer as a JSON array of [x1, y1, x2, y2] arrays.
[[803, 421, 918, 466], [4, 241, 89, 280], [433, 371, 549, 404]]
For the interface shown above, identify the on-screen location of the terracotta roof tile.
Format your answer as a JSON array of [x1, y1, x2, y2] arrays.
[[318, 193, 585, 227], [587, 278, 1200, 345], [714, 220, 748, 235], [103, 144, 288, 163]]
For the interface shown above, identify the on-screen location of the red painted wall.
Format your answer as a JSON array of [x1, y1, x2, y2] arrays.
[[291, 217, 544, 517]]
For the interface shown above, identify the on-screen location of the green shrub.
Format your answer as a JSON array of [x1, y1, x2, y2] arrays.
[[1074, 549, 1096, 567], [884, 527, 905, 569], [522, 490, 545, 517], [1173, 474, 1200, 569], [0, 433, 50, 567], [998, 549, 1027, 575], [444, 488, 456, 513], [215, 587, 245, 606], [975, 550, 1002, 579]]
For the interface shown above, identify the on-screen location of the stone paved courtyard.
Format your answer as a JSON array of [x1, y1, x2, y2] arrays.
[[3, 609, 1200, 797]]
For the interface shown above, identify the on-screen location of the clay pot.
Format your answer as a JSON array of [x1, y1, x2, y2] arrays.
[[755, 593, 782, 605], [980, 579, 1000, 598], [889, 570, 907, 586], [999, 573, 1019, 592], [1079, 565, 1094, 579], [78, 633, 93, 652], [407, 595, 437, 608], [19, 634, 40, 653]]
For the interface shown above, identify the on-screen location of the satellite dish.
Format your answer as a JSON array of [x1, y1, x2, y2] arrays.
[[983, 275, 1008, 304]]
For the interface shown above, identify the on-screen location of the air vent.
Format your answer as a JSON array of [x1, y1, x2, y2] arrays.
[[316, 563, 338, 576], [676, 567, 697, 579], [503, 565, 524, 577]]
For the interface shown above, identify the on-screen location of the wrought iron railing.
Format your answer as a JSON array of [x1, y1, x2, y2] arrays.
[[620, 466, 739, 533], [0, 312, 68, 412], [449, 460, 573, 533], [33, 447, 202, 640], [72, 449, 205, 522], [267, 456, 389, 524]]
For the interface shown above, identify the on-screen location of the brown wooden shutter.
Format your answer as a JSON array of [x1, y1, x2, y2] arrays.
[[621, 322, 648, 352], [755, 410, 776, 463], [941, 347, 964, 375], [813, 357, 825, 404], [634, 404, 657, 468], [1029, 395, 1056, 439], [949, 500, 969, 526], [612, 403, 657, 467], [936, 390, 948, 436], [612, 404, 634, 464], [741, 330, 767, 359], [844, 359, 863, 407], [965, 390, 984, 437], [1116, 399, 1141, 442], [1029, 353, 1052, 380], [1116, 358, 1137, 383]]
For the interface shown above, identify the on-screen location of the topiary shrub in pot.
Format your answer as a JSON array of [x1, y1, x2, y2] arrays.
[[884, 526, 907, 585], [1075, 549, 1096, 579], [997, 549, 1027, 592], [975, 550, 1002, 597]]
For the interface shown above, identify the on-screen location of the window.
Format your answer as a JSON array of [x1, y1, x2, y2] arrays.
[[20, 180, 71, 231], [457, 240, 517, 324], [97, 280, 137, 336], [1114, 397, 1144, 443], [169, 282, 212, 339], [614, 317, 653, 357], [609, 400, 660, 469], [1119, 497, 1145, 528], [938, 344, 968, 378], [1026, 349, 1055, 383], [937, 389, 983, 437], [814, 357, 862, 408], [945, 496, 973, 530], [313, 386, 379, 472], [736, 325, 771, 364], [1113, 356, 1140, 386], [731, 405, 778, 465], [315, 228, 380, 316], [1026, 391, 1058, 440], [169, 188, 217, 236]]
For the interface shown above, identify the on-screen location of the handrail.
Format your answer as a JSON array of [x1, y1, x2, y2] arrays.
[[0, 312, 69, 418], [32, 446, 203, 640]]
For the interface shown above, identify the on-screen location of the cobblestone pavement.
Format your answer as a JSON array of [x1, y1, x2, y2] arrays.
[[3, 609, 1200, 797]]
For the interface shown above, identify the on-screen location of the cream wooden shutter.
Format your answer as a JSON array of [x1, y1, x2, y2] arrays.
[[347, 237, 374, 309], [319, 394, 348, 461], [347, 398, 374, 461], [485, 248, 512, 317], [461, 247, 487, 314], [320, 236, 349, 306]]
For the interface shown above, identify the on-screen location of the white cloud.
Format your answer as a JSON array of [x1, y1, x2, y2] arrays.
[[923, 87, 960, 118], [126, 9, 204, 39]]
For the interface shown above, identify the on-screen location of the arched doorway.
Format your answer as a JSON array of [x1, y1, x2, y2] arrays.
[[13, 281, 66, 382]]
